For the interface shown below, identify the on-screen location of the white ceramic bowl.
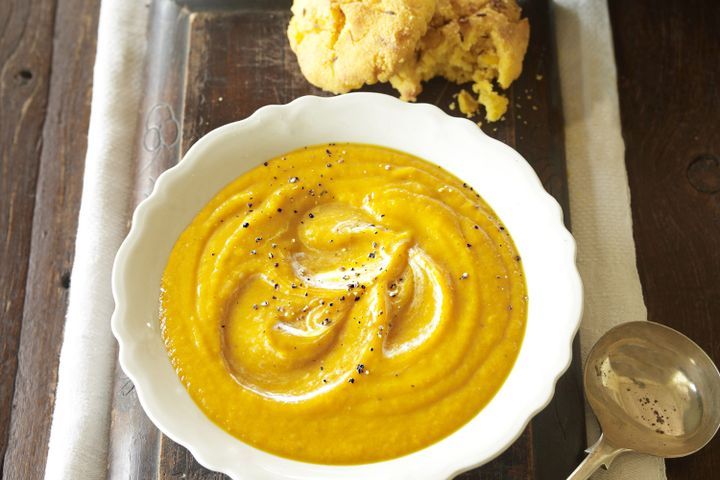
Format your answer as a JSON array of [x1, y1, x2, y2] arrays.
[[112, 93, 582, 480]]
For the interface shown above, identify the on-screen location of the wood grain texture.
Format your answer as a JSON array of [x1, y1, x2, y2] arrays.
[[608, 1, 720, 478], [122, 1, 584, 479], [510, 2, 586, 478], [0, 0, 58, 474], [1, 0, 99, 478]]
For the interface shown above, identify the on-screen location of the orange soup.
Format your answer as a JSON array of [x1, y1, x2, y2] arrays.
[[160, 144, 527, 464]]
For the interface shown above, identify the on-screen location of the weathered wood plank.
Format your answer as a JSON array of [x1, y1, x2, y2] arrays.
[[512, 1, 586, 478], [608, 1, 720, 478], [1, 0, 99, 478], [0, 0, 58, 474]]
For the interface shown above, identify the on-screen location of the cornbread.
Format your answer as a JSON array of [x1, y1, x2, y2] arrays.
[[160, 144, 527, 463], [287, 0, 436, 94], [288, 0, 529, 121]]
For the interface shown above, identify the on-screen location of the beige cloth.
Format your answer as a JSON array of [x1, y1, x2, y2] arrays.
[[554, 0, 666, 478], [43, 1, 148, 479]]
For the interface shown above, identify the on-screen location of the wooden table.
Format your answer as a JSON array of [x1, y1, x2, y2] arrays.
[[1, 1, 718, 478]]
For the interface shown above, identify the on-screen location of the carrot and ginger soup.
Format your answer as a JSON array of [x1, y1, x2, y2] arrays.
[[160, 144, 527, 464]]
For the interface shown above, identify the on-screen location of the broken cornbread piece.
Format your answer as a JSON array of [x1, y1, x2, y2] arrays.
[[288, 0, 529, 122], [473, 78, 509, 121], [390, 0, 528, 111], [457, 89, 479, 117]]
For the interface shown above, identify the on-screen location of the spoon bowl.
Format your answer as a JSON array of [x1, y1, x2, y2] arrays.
[[568, 321, 720, 479]]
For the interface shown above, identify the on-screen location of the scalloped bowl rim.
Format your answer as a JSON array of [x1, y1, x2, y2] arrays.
[[112, 92, 583, 480]]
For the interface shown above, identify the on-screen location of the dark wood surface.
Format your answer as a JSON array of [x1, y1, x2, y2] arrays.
[[608, 0, 720, 477], [0, 0, 717, 479], [0, 0, 98, 478], [0, 0, 57, 471]]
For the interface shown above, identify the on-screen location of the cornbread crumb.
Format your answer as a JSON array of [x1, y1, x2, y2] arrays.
[[457, 89, 479, 118], [288, 0, 529, 122], [473, 78, 508, 122]]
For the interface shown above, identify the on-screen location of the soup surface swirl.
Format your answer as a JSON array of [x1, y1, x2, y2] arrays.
[[161, 144, 527, 464]]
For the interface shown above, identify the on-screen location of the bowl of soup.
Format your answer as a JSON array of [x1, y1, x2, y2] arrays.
[[112, 93, 582, 479]]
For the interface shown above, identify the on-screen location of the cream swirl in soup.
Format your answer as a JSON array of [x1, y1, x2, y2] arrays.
[[160, 144, 527, 464]]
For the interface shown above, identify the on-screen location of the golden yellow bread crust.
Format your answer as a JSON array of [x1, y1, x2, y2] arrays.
[[288, 0, 529, 121], [288, 0, 436, 94]]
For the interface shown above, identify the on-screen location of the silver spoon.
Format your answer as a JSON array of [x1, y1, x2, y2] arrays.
[[568, 321, 720, 479]]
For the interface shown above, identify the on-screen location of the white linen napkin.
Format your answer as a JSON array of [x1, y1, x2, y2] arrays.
[[553, 0, 666, 478], [43, 0, 666, 479], [43, 1, 148, 479]]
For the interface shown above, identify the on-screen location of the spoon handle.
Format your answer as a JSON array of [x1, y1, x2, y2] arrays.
[[566, 434, 629, 480]]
